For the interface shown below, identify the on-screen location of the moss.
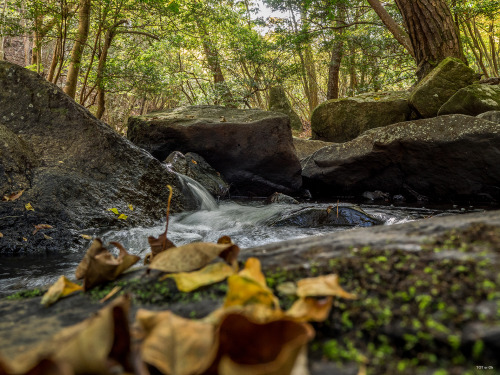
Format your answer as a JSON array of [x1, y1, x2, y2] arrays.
[[5, 288, 44, 300]]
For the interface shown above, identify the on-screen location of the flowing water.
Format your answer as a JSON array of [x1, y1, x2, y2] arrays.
[[0, 176, 484, 298]]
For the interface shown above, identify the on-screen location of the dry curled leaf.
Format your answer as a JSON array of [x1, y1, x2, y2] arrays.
[[135, 309, 217, 375], [75, 239, 140, 290], [211, 313, 314, 375], [41, 275, 83, 307], [0, 232, 3, 238], [296, 274, 356, 299], [32, 224, 53, 235], [80, 234, 92, 240], [162, 262, 236, 292], [25, 203, 34, 211], [285, 297, 333, 322], [2, 189, 25, 202], [8, 296, 131, 375], [149, 241, 239, 273]]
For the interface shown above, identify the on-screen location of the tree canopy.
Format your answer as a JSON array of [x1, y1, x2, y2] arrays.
[[1, 0, 499, 132]]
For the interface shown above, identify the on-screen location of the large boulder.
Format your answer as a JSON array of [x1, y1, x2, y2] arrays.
[[302, 115, 500, 201], [477, 110, 500, 123], [409, 57, 477, 118], [292, 137, 331, 160], [127, 105, 303, 196], [0, 61, 194, 254], [438, 84, 500, 116], [268, 86, 303, 131], [311, 91, 412, 143]]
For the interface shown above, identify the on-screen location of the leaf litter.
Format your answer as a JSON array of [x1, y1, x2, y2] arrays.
[[0, 185, 357, 375]]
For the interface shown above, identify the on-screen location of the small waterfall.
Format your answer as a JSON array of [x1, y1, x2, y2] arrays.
[[173, 172, 219, 211]]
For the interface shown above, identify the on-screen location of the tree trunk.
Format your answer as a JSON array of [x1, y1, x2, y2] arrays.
[[64, 0, 91, 99], [304, 45, 319, 111], [327, 6, 345, 100], [393, 0, 465, 79], [0, 0, 6, 61]]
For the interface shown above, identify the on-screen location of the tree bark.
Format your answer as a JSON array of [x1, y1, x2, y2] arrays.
[[366, 0, 414, 58], [0, 0, 7, 61], [327, 6, 345, 100], [393, 0, 465, 79], [64, 0, 91, 99]]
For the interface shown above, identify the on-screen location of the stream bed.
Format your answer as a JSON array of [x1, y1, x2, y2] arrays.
[[0, 200, 482, 298]]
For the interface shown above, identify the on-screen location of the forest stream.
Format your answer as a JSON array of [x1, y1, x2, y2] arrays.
[[0, 177, 484, 298]]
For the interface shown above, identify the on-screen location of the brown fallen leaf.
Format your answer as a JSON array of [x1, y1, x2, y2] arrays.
[[135, 309, 217, 375], [296, 274, 356, 299], [2, 189, 25, 202], [75, 239, 140, 290], [162, 262, 236, 292], [209, 313, 314, 375], [149, 241, 240, 273], [41, 275, 83, 307], [0, 232, 3, 238], [8, 296, 131, 375], [0, 358, 73, 375], [80, 234, 92, 240], [285, 297, 333, 322], [99, 286, 122, 303], [33, 224, 53, 235]]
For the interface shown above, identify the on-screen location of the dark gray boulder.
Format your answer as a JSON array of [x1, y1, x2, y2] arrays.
[[477, 110, 500, 123], [165, 151, 229, 199], [302, 114, 500, 201], [264, 192, 299, 205], [127, 105, 302, 196], [438, 84, 500, 116], [268, 86, 302, 131], [293, 137, 332, 160], [409, 57, 477, 118], [0, 61, 194, 254], [311, 91, 412, 143]]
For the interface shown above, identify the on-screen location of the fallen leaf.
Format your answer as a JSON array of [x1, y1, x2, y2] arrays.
[[128, 204, 134, 211], [191, 159, 198, 164], [296, 274, 356, 299], [285, 297, 333, 322], [107, 208, 119, 215], [117, 214, 128, 220], [43, 234, 52, 240], [136, 309, 217, 375], [237, 257, 266, 287], [0, 233, 3, 238], [9, 296, 131, 374], [22, 237, 27, 241], [75, 239, 140, 290], [0, 358, 73, 375], [80, 234, 92, 240], [33, 224, 53, 235], [212, 313, 314, 375], [163, 262, 236, 292], [149, 241, 239, 273], [2, 189, 25, 202], [25, 202, 34, 211], [277, 281, 298, 296], [41, 275, 83, 307]]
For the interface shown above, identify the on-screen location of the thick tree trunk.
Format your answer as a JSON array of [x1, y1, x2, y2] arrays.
[[393, 0, 465, 79], [64, 0, 91, 99]]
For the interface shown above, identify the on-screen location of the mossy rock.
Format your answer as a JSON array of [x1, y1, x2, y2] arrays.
[[268, 86, 303, 131], [409, 57, 478, 118], [311, 91, 412, 143], [438, 84, 500, 116]]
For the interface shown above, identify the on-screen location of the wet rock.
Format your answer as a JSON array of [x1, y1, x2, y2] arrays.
[[264, 192, 299, 205], [311, 91, 412, 143], [127, 105, 302, 196], [293, 137, 332, 160], [477, 110, 500, 123], [302, 114, 500, 202], [409, 57, 478, 118], [362, 190, 389, 201], [165, 151, 229, 199], [438, 84, 500, 116], [0, 61, 194, 254], [268, 85, 303, 131], [266, 205, 382, 227]]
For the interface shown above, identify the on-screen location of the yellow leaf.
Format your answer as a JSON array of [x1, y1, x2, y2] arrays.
[[136, 309, 217, 375], [22, 237, 27, 241], [191, 159, 198, 164], [75, 239, 140, 290], [107, 208, 119, 215], [2, 189, 25, 202], [80, 234, 92, 240], [0, 232, 3, 238], [164, 262, 236, 292], [285, 297, 333, 322], [149, 241, 239, 273], [238, 257, 267, 287], [128, 204, 134, 211], [25, 202, 34, 211], [296, 274, 356, 299], [33, 223, 53, 235], [43, 234, 53, 240], [117, 214, 128, 220], [41, 275, 83, 307], [99, 286, 122, 303]]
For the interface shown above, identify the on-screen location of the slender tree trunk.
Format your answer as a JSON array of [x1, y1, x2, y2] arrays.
[[47, 40, 60, 82], [393, 0, 465, 79], [0, 0, 7, 61], [304, 45, 319, 110], [64, 0, 91, 99], [327, 6, 345, 100]]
